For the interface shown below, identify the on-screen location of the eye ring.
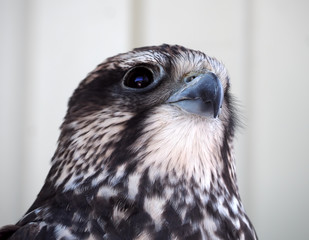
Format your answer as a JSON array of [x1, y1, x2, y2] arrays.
[[123, 66, 154, 89]]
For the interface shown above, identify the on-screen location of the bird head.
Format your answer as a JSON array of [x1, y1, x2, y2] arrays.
[[7, 45, 257, 240], [51, 44, 238, 196]]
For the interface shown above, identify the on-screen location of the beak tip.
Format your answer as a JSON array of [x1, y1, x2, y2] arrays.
[[214, 107, 222, 118]]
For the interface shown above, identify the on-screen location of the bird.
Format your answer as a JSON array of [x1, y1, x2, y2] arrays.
[[0, 44, 257, 239]]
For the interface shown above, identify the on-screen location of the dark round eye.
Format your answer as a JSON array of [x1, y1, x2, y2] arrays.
[[124, 67, 154, 89]]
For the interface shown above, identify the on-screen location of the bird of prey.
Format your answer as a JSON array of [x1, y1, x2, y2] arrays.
[[0, 44, 257, 239]]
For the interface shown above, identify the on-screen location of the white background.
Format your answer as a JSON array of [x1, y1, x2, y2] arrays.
[[1, 0, 308, 239]]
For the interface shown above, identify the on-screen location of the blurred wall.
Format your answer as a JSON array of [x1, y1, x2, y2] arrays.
[[0, 0, 308, 239]]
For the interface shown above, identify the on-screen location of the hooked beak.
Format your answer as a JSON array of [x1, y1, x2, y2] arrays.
[[167, 72, 224, 118]]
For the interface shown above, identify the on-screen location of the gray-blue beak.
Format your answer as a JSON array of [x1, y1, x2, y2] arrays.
[[167, 72, 223, 118]]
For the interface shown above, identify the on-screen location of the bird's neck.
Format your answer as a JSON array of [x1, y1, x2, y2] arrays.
[[39, 107, 257, 239], [52, 105, 239, 198], [130, 106, 236, 193]]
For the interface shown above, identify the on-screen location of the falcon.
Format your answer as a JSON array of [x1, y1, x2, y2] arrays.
[[0, 44, 257, 239]]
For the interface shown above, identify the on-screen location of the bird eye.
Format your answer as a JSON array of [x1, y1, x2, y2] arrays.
[[124, 67, 154, 89]]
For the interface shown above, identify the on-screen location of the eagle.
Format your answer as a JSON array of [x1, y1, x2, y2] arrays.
[[0, 44, 257, 239]]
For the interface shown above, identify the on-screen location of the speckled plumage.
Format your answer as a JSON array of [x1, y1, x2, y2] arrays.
[[0, 44, 257, 239]]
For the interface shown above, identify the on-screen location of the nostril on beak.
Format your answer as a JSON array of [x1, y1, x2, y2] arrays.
[[184, 75, 197, 84]]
